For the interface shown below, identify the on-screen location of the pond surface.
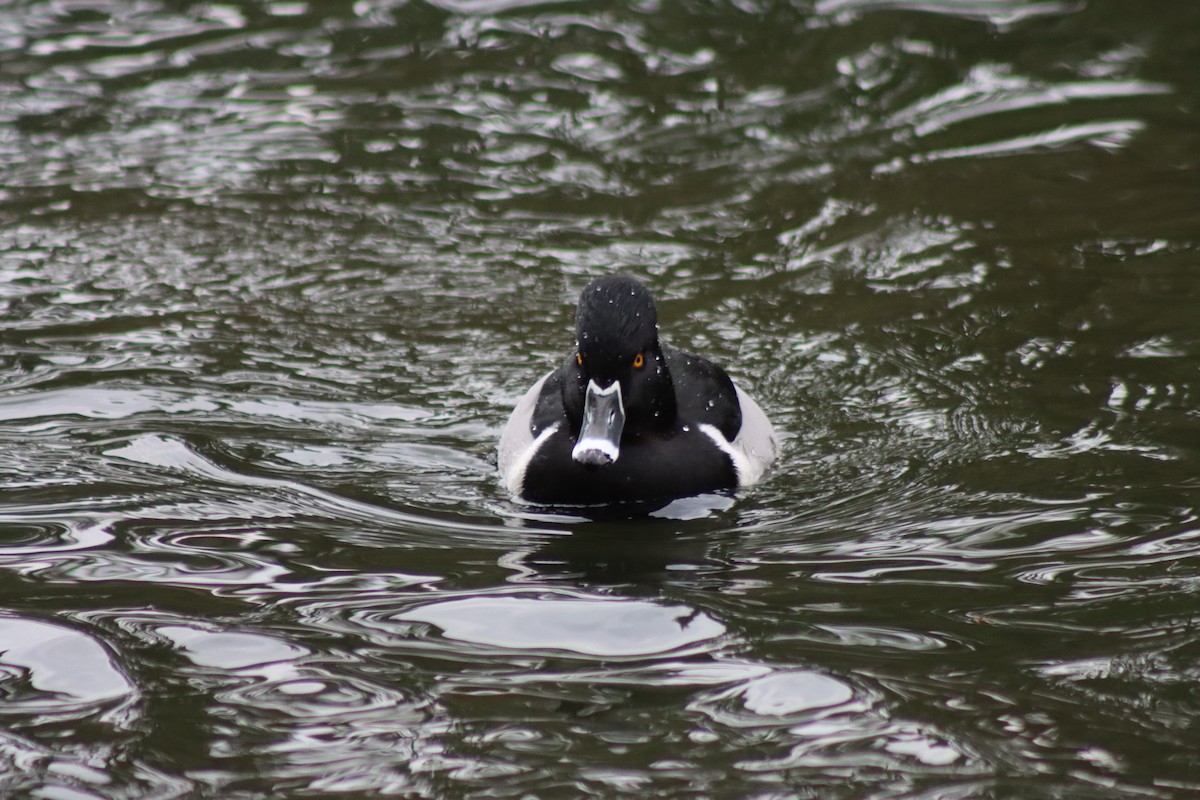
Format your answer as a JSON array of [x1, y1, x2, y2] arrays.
[[2, 0, 1200, 797]]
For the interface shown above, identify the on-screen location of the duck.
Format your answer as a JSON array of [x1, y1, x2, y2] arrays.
[[498, 274, 778, 505]]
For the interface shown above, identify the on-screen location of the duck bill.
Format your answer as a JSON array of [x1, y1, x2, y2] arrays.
[[571, 379, 625, 467]]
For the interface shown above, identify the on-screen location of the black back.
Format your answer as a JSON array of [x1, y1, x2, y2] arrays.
[[661, 344, 742, 442]]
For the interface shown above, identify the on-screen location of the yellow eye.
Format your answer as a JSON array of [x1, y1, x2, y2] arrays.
[[632, 352, 644, 368], [576, 353, 583, 366]]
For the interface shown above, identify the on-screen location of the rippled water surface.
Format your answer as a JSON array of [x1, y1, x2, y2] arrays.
[[3, 0, 1200, 796]]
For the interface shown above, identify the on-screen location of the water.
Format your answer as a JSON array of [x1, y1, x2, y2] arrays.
[[2, 0, 1199, 796]]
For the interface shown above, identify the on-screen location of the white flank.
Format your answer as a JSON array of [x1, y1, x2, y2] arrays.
[[503, 422, 559, 497], [699, 384, 779, 487], [498, 372, 554, 497]]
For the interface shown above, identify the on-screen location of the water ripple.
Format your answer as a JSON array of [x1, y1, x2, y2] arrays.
[[0, 0, 1198, 796], [0, 516, 111, 557], [96, 610, 430, 796]]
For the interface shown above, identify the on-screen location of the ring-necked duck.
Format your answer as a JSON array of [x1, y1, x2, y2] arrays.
[[499, 275, 778, 505]]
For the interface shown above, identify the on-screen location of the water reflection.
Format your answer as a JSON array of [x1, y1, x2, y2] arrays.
[[398, 591, 725, 657], [0, 616, 133, 713], [715, 670, 856, 720]]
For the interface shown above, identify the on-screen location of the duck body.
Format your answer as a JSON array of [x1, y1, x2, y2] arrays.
[[499, 276, 777, 506]]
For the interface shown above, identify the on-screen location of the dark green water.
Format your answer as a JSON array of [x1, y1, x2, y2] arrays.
[[2, 0, 1199, 797]]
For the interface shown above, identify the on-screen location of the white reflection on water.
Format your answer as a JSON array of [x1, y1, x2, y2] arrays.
[[0, 616, 133, 707], [738, 671, 854, 716], [398, 592, 725, 657], [815, 0, 1078, 29], [158, 625, 306, 670]]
